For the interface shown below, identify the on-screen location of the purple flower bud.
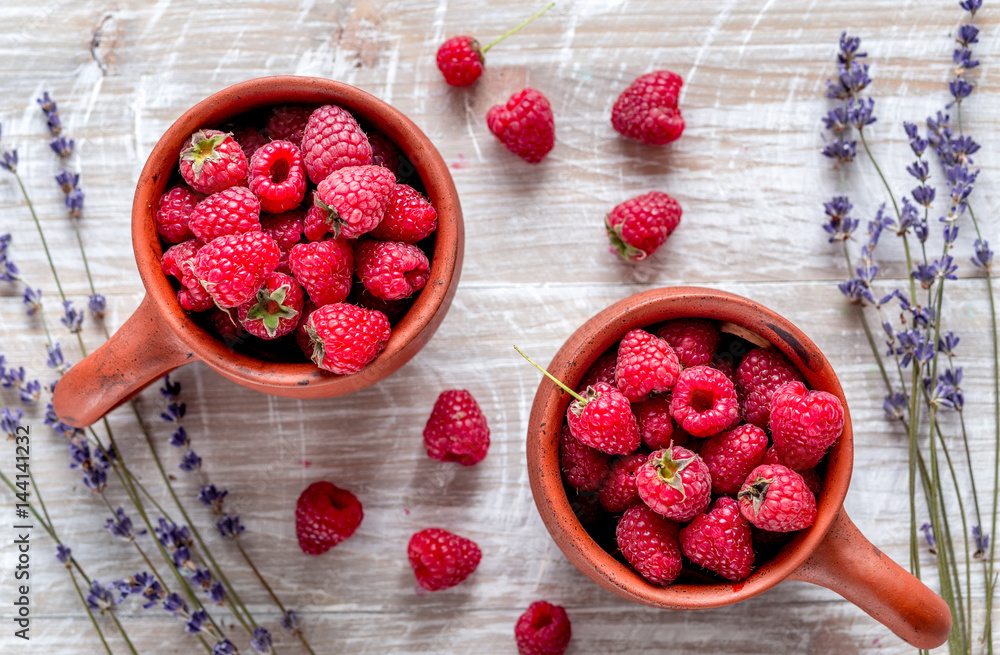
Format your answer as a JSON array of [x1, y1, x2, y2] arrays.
[[55, 544, 72, 564], [251, 627, 274, 654], [216, 513, 245, 540], [2, 407, 24, 438]]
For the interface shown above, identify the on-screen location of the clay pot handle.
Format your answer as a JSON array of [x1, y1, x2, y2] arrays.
[[787, 507, 952, 649], [52, 295, 193, 428]]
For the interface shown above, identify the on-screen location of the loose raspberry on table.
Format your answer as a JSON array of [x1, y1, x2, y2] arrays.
[[301, 104, 373, 184], [423, 389, 490, 466], [575, 352, 618, 393], [634, 396, 676, 450], [236, 271, 304, 340], [436, 36, 484, 87], [559, 424, 609, 491], [737, 464, 817, 532], [191, 231, 280, 308], [679, 496, 754, 582], [407, 528, 481, 591], [656, 318, 721, 368], [188, 186, 261, 242], [486, 88, 555, 164], [699, 424, 769, 496], [514, 600, 572, 655], [635, 446, 712, 521], [615, 504, 683, 586], [369, 183, 438, 243], [303, 302, 390, 374], [769, 381, 844, 470], [355, 240, 430, 301], [614, 328, 680, 402], [178, 129, 249, 195], [606, 191, 682, 262], [265, 105, 315, 148], [287, 239, 354, 307], [597, 451, 648, 512], [736, 347, 805, 429], [611, 70, 685, 145], [312, 165, 396, 239], [566, 382, 640, 455], [249, 140, 307, 214], [669, 365, 740, 437], [295, 480, 364, 555], [156, 185, 202, 243]]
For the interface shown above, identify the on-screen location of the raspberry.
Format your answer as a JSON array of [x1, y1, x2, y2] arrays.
[[236, 271, 304, 340], [699, 424, 768, 495], [575, 352, 617, 393], [303, 303, 390, 374], [231, 126, 269, 161], [486, 88, 555, 164], [301, 104, 373, 184], [656, 319, 721, 368], [597, 451, 648, 512], [436, 36, 484, 87], [679, 496, 754, 582], [265, 105, 314, 148], [350, 286, 411, 325], [669, 365, 740, 437], [191, 231, 280, 308], [762, 448, 824, 496], [423, 389, 490, 466], [249, 140, 307, 214], [605, 191, 682, 262], [355, 240, 430, 301], [303, 204, 328, 242], [188, 186, 261, 242], [369, 184, 438, 243], [735, 348, 805, 429], [260, 209, 306, 273], [177, 283, 214, 312], [738, 464, 817, 532], [614, 328, 680, 402], [769, 381, 844, 470], [559, 424, 609, 491], [407, 528, 481, 591], [294, 301, 320, 359], [161, 239, 201, 281], [514, 601, 572, 655], [295, 480, 363, 555], [156, 185, 202, 243], [565, 382, 640, 455], [207, 307, 248, 346], [312, 165, 396, 239], [634, 396, 676, 450], [287, 239, 354, 307], [635, 446, 712, 521], [178, 129, 249, 194], [615, 504, 683, 586], [611, 70, 685, 145], [367, 131, 401, 175]]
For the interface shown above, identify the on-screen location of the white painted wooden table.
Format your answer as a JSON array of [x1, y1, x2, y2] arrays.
[[0, 1, 997, 653]]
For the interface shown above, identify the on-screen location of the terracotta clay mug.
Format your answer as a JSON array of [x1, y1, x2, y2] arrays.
[[53, 76, 463, 428], [526, 286, 952, 649]]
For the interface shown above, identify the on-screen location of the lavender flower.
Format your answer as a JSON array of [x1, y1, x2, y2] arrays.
[[906, 159, 930, 182], [821, 138, 857, 165], [903, 122, 928, 157], [191, 568, 212, 589], [20, 379, 41, 404], [972, 239, 993, 270], [280, 610, 301, 635], [822, 195, 859, 241], [160, 374, 181, 399], [837, 31, 867, 64], [155, 519, 193, 550], [55, 544, 72, 565], [933, 368, 964, 410], [208, 581, 226, 605], [822, 105, 850, 132], [44, 402, 78, 438], [216, 513, 245, 540], [185, 609, 208, 634], [46, 343, 68, 373], [22, 287, 42, 315], [85, 580, 114, 613], [49, 136, 74, 158], [1, 362, 25, 389], [947, 79, 975, 107], [838, 278, 876, 305], [37, 92, 61, 136], [953, 48, 979, 74], [251, 627, 274, 654], [104, 507, 146, 541], [212, 638, 237, 655], [61, 300, 83, 333], [972, 525, 989, 557], [847, 96, 876, 129], [827, 59, 872, 100], [938, 331, 960, 356], [959, 0, 982, 16], [2, 407, 24, 438], [911, 185, 935, 207], [179, 450, 202, 472], [66, 188, 84, 219], [197, 484, 228, 513], [55, 169, 79, 194], [0, 148, 17, 174], [169, 426, 189, 448], [67, 437, 109, 493], [957, 23, 980, 47], [161, 402, 186, 423], [162, 592, 188, 615], [920, 522, 937, 551], [883, 392, 907, 420]]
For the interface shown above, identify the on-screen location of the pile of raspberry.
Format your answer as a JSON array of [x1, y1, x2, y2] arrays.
[[558, 318, 844, 585], [156, 103, 438, 375]]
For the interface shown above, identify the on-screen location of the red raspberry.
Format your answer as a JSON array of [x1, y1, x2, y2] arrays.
[[236, 271, 304, 340], [188, 186, 261, 242], [575, 352, 617, 393], [177, 283, 214, 312], [294, 301, 320, 359], [265, 105, 314, 148], [738, 464, 817, 532], [611, 70, 685, 145], [249, 140, 307, 214], [761, 448, 824, 496], [423, 390, 491, 466], [178, 129, 249, 194], [295, 480, 363, 555], [634, 396, 676, 450], [369, 184, 438, 243], [605, 191, 682, 262], [699, 424, 768, 495], [736, 348, 805, 429], [559, 424, 609, 491], [287, 239, 354, 307], [355, 240, 430, 301], [597, 451, 648, 512], [303, 303, 390, 374], [487, 88, 555, 164], [260, 209, 305, 273], [231, 126, 269, 161], [367, 131, 401, 175], [514, 601, 572, 655], [565, 382, 640, 455], [301, 104, 373, 184], [635, 446, 712, 521], [350, 286, 411, 325], [312, 165, 396, 240], [303, 204, 328, 242], [769, 381, 844, 470], [669, 365, 740, 437], [615, 504, 683, 586], [161, 239, 201, 281], [679, 496, 754, 582], [436, 36, 484, 87], [656, 319, 721, 368], [614, 328, 680, 402], [407, 528, 481, 591], [156, 185, 202, 243], [191, 231, 280, 308], [207, 306, 248, 346]]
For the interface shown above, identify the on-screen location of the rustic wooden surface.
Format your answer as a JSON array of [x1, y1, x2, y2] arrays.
[[1, 1, 998, 653]]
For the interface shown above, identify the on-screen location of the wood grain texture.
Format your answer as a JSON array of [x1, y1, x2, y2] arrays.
[[0, 1, 997, 653]]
